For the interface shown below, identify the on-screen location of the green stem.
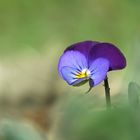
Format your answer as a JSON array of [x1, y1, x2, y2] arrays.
[[104, 77, 111, 109]]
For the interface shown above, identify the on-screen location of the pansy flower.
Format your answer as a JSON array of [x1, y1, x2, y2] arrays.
[[58, 41, 126, 87]]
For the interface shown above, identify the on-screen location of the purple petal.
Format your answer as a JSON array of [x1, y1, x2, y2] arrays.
[[64, 40, 99, 59], [61, 66, 87, 85], [89, 58, 109, 86], [89, 43, 126, 70], [58, 50, 88, 78]]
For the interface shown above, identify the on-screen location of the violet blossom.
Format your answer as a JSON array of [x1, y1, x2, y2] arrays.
[[58, 41, 126, 87]]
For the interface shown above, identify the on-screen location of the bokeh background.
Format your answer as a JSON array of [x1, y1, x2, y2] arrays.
[[0, 0, 140, 140]]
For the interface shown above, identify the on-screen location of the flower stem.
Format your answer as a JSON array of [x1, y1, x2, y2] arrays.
[[104, 76, 111, 109]]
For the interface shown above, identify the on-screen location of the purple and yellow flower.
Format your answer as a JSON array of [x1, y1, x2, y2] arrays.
[[58, 41, 126, 87]]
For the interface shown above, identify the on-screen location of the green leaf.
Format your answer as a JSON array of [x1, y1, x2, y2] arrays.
[[0, 119, 46, 140], [128, 82, 140, 108]]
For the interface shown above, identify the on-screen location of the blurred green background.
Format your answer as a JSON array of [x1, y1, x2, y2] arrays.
[[0, 0, 140, 140]]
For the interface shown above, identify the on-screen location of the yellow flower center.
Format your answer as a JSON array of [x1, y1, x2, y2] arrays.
[[75, 69, 90, 79]]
